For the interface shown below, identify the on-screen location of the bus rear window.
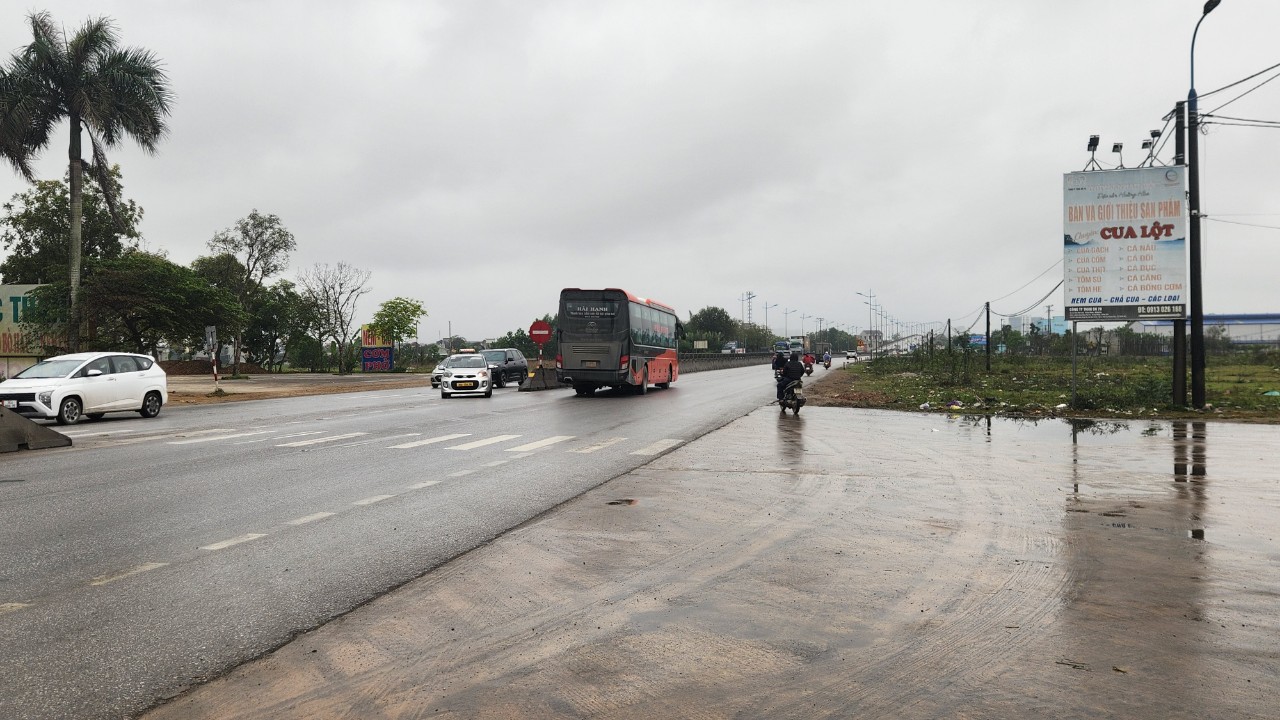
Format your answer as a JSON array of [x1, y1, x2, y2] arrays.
[[562, 300, 622, 334]]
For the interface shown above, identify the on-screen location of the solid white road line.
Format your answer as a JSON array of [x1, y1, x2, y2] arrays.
[[506, 435, 575, 452], [277, 432, 368, 447], [200, 533, 267, 551], [388, 433, 470, 449], [287, 512, 335, 525], [446, 434, 521, 451], [630, 438, 683, 456], [353, 495, 395, 506], [570, 437, 627, 453], [90, 562, 168, 586]]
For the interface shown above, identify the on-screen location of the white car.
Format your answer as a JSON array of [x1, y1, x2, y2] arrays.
[[439, 353, 492, 398], [0, 352, 168, 425]]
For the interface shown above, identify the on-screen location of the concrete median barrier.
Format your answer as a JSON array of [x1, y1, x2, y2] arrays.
[[0, 407, 72, 453], [519, 368, 563, 392]]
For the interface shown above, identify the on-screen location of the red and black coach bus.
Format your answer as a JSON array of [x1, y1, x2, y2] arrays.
[[555, 288, 680, 396]]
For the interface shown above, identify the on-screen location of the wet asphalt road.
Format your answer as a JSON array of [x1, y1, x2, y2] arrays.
[[143, 408, 1279, 719]]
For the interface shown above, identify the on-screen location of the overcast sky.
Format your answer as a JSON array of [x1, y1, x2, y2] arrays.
[[3, 0, 1277, 343]]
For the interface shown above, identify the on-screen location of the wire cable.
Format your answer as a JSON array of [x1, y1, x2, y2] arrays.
[[1205, 217, 1280, 231], [1199, 61, 1280, 99], [988, 258, 1063, 304]]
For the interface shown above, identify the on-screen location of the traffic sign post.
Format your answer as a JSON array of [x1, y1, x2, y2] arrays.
[[529, 320, 552, 369], [205, 326, 220, 388]]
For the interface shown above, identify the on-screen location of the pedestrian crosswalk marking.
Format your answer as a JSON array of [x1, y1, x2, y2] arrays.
[[506, 435, 574, 452], [570, 437, 626, 453], [446, 434, 521, 451], [334, 432, 419, 448], [277, 432, 368, 447], [630, 438, 682, 456], [388, 433, 470, 449]]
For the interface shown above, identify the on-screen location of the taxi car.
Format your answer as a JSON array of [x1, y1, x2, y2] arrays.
[[439, 353, 492, 398]]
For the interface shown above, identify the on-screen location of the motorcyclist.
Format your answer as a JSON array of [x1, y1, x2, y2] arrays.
[[822, 350, 832, 368], [802, 351, 815, 376], [771, 350, 787, 377], [777, 351, 805, 402]]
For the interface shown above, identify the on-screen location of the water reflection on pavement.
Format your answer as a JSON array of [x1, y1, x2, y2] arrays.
[[146, 409, 1280, 720]]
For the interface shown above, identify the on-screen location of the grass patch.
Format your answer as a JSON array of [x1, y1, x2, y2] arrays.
[[811, 350, 1280, 422]]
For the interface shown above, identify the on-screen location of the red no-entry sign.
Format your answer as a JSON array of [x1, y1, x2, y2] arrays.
[[529, 320, 552, 346]]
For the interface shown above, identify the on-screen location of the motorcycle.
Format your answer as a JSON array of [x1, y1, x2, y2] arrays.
[[822, 359, 831, 370], [803, 362, 813, 376], [779, 378, 805, 415]]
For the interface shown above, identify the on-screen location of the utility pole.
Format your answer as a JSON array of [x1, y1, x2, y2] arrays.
[[744, 291, 757, 325], [1173, 100, 1188, 406], [985, 302, 992, 372], [764, 303, 778, 335]]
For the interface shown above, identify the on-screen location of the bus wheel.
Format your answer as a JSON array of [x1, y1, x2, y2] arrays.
[[636, 367, 649, 395]]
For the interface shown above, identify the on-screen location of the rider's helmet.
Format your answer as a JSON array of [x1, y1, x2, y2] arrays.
[[790, 351, 800, 360]]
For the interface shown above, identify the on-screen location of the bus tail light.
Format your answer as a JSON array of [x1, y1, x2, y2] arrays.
[[555, 354, 563, 369], [619, 355, 629, 369]]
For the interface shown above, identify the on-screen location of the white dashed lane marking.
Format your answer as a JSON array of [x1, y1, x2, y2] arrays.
[[506, 435, 574, 452], [277, 432, 368, 447], [168, 431, 271, 445], [388, 433, 470, 449], [0, 603, 30, 615], [90, 562, 168, 586], [200, 533, 267, 551], [287, 512, 335, 525], [407, 480, 441, 489], [446, 434, 521, 451], [353, 495, 395, 506], [630, 438, 683, 456], [570, 437, 626, 453]]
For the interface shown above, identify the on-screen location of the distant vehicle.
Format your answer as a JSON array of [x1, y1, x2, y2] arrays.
[[439, 353, 492, 398], [788, 336, 806, 354], [773, 341, 790, 353], [556, 288, 681, 396], [481, 348, 528, 388], [0, 352, 167, 425], [721, 341, 741, 354], [430, 355, 460, 388]]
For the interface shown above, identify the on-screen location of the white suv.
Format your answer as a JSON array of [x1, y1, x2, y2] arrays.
[[0, 352, 168, 425]]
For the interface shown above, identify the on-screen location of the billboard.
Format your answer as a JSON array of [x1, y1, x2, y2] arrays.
[[1063, 167, 1186, 321]]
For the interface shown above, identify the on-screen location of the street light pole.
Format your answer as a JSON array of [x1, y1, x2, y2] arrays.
[[1188, 0, 1220, 409], [856, 290, 875, 359], [783, 308, 796, 338], [764, 302, 778, 336]]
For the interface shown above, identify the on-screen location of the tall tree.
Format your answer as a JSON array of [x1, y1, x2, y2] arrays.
[[0, 167, 141, 284], [0, 11, 173, 352], [298, 262, 370, 376], [21, 251, 242, 356], [368, 297, 427, 348], [206, 210, 296, 374]]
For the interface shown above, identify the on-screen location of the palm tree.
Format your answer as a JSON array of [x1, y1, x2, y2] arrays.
[[0, 11, 172, 351]]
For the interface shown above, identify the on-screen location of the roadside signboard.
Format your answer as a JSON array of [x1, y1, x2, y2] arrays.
[[1063, 167, 1186, 321]]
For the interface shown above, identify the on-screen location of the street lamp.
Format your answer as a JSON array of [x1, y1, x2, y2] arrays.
[[856, 290, 875, 359], [763, 302, 778, 335], [783, 307, 796, 338], [1188, 0, 1220, 409]]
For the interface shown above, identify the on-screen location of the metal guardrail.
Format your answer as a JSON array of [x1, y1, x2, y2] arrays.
[[679, 352, 773, 373]]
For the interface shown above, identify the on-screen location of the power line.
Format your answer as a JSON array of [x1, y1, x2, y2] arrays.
[[1199, 60, 1280, 99], [989, 258, 1063, 304], [1205, 217, 1280, 231], [1204, 70, 1280, 115]]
